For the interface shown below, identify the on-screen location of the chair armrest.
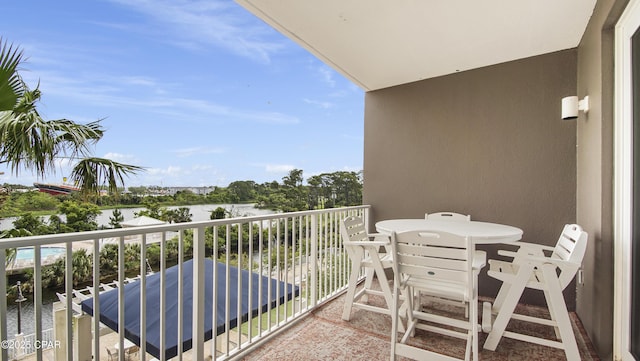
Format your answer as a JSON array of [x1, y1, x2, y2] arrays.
[[519, 254, 581, 269], [497, 242, 554, 259], [345, 240, 390, 247], [367, 232, 390, 240], [496, 250, 519, 258], [516, 242, 555, 252]]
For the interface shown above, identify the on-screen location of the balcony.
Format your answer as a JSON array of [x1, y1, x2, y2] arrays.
[[0, 206, 598, 360]]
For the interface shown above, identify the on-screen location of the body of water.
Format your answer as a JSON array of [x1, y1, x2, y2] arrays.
[[15, 246, 66, 261], [0, 203, 277, 231]]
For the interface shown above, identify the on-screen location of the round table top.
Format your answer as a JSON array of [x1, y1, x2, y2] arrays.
[[375, 219, 523, 244]]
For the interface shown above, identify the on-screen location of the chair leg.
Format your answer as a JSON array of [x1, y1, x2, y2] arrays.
[[541, 264, 580, 360], [471, 286, 479, 361], [390, 284, 400, 360], [483, 263, 534, 351], [342, 259, 362, 320], [362, 266, 375, 303], [543, 287, 562, 340], [370, 256, 393, 311], [491, 279, 511, 312], [369, 256, 405, 333], [399, 286, 419, 343]]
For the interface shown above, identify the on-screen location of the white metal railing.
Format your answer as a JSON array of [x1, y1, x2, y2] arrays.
[[0, 205, 370, 361], [6, 329, 56, 359]]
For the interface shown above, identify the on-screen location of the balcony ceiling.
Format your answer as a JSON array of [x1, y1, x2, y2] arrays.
[[236, 0, 596, 91]]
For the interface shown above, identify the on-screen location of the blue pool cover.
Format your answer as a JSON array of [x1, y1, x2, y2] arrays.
[[81, 259, 299, 359]]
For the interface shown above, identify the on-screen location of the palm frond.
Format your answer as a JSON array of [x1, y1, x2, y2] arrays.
[[70, 157, 145, 196], [0, 38, 26, 111], [0, 89, 108, 177]]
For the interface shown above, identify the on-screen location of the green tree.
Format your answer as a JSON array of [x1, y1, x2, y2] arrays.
[[109, 209, 124, 228], [71, 249, 93, 286], [12, 212, 53, 235], [0, 38, 143, 199], [163, 207, 192, 223], [281, 169, 308, 211], [173, 190, 200, 204], [209, 206, 227, 220], [47, 214, 64, 233], [127, 186, 147, 196], [13, 191, 58, 212], [227, 181, 256, 202], [99, 244, 118, 276], [58, 200, 100, 232], [205, 187, 229, 203], [135, 198, 164, 219]]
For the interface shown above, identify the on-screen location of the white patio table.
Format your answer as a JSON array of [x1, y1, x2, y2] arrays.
[[375, 219, 523, 245], [376, 218, 524, 335]]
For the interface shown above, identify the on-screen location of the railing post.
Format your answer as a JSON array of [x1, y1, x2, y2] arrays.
[[192, 226, 205, 361], [65, 243, 73, 361], [34, 245, 42, 361], [0, 248, 7, 361], [310, 214, 318, 307], [364, 207, 370, 232]]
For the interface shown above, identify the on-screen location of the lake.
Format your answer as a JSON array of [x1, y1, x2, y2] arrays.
[[0, 203, 278, 231]]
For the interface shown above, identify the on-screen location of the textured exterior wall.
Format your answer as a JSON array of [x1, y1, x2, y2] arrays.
[[575, 0, 628, 359], [363, 50, 578, 306]]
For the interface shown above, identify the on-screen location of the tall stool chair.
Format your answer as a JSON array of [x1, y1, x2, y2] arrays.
[[483, 224, 588, 360], [340, 215, 395, 321]]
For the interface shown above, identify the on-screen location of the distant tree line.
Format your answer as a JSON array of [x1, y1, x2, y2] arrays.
[[0, 168, 363, 217]]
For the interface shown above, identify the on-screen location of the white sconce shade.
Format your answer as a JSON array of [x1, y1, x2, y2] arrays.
[[561, 96, 589, 120]]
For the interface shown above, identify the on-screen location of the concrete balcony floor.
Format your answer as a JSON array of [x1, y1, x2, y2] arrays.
[[243, 286, 600, 361], [16, 283, 600, 361]]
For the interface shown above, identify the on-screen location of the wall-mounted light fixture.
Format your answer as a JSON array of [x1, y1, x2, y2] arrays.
[[561, 95, 589, 120]]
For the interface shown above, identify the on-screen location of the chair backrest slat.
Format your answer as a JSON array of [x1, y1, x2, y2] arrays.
[[397, 262, 469, 284], [550, 224, 588, 288], [393, 230, 472, 287], [553, 235, 576, 260], [341, 216, 368, 243], [397, 253, 469, 273], [397, 243, 467, 261]]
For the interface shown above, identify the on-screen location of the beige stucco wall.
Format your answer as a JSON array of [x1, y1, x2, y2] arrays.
[[363, 49, 578, 306], [575, 0, 627, 359]]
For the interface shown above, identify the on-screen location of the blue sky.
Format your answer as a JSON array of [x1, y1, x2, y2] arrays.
[[0, 0, 364, 188]]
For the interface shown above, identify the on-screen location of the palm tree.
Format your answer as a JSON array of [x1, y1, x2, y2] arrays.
[[0, 38, 143, 197]]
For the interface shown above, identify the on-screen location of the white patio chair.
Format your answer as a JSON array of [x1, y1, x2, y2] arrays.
[[105, 347, 118, 361], [424, 212, 485, 316], [424, 211, 485, 267], [390, 230, 479, 361], [340, 216, 396, 321], [425, 211, 471, 221], [482, 224, 588, 360]]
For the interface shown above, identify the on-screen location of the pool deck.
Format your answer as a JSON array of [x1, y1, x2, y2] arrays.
[[5, 234, 168, 274], [8, 247, 64, 275]]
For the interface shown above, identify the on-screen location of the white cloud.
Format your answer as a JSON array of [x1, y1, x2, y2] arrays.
[[106, 0, 286, 63], [102, 152, 140, 164], [36, 72, 300, 125], [317, 66, 336, 87], [303, 98, 333, 109], [264, 164, 295, 173], [148, 166, 183, 176]]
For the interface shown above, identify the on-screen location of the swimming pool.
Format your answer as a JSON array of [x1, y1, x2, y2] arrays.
[[15, 246, 66, 261]]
